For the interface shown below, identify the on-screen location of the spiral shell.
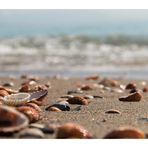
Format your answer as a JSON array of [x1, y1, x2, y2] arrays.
[[56, 123, 92, 139]]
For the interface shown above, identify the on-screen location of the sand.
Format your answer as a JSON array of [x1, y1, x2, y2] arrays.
[[0, 75, 148, 138]]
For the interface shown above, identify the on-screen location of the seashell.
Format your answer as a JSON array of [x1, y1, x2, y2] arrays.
[[0, 89, 9, 97], [25, 103, 42, 114], [20, 74, 28, 79], [3, 82, 14, 87], [111, 88, 123, 93], [99, 78, 118, 87], [17, 106, 40, 123], [125, 83, 137, 90], [141, 81, 147, 86], [67, 89, 83, 95], [80, 85, 93, 91], [119, 85, 126, 90], [0, 105, 29, 133], [105, 109, 121, 114], [28, 76, 39, 81], [47, 106, 62, 112], [84, 95, 94, 100], [60, 95, 74, 99], [29, 123, 55, 134], [85, 75, 99, 81], [1, 93, 31, 106], [56, 123, 92, 139], [16, 128, 44, 138], [46, 102, 70, 111], [104, 127, 145, 139], [119, 91, 142, 102], [67, 96, 89, 105]]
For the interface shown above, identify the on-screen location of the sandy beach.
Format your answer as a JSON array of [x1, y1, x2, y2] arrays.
[[0, 74, 148, 139]]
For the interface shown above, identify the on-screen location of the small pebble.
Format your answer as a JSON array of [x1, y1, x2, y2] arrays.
[[99, 78, 118, 87], [104, 127, 145, 139], [80, 85, 93, 91], [17, 128, 45, 138], [119, 91, 142, 102]]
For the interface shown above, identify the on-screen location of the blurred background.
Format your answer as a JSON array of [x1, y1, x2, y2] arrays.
[[1, 10, 148, 78]]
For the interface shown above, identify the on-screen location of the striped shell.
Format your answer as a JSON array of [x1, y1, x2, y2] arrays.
[[0, 90, 48, 106]]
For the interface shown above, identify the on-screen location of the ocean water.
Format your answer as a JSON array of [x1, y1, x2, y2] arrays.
[[0, 10, 148, 79]]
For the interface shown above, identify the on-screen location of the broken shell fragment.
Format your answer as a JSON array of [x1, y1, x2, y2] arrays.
[[104, 127, 145, 139], [0, 105, 29, 133], [67, 96, 89, 105], [119, 91, 142, 102], [105, 109, 121, 114], [16, 128, 44, 138], [56, 123, 92, 139]]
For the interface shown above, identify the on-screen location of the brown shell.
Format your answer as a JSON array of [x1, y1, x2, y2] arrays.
[[119, 91, 142, 102], [25, 103, 42, 113], [0, 105, 29, 133], [19, 84, 30, 92], [67, 96, 89, 105], [104, 127, 145, 139], [0, 89, 9, 97], [142, 87, 148, 92], [105, 109, 121, 114], [17, 106, 40, 123], [0, 86, 18, 94], [56, 123, 92, 139], [125, 83, 137, 90]]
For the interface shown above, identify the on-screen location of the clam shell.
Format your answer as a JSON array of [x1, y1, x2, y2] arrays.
[[0, 105, 29, 133], [104, 127, 145, 139], [105, 109, 121, 114], [56, 123, 92, 139], [119, 91, 142, 102], [2, 93, 31, 106]]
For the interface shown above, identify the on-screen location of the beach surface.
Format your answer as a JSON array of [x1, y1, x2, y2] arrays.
[[0, 75, 148, 138]]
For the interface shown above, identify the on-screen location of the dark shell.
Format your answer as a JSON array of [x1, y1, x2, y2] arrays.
[[104, 127, 145, 139], [0, 105, 29, 133], [46, 102, 70, 111], [56, 123, 92, 139], [119, 91, 142, 102], [125, 83, 137, 90]]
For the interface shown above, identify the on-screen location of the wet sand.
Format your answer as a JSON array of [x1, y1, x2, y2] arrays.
[[0, 75, 148, 138]]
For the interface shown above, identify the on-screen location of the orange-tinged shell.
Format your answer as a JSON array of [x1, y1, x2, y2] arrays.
[[25, 103, 42, 113], [17, 106, 40, 123], [104, 127, 145, 139], [67, 96, 89, 105], [119, 91, 142, 102], [0, 105, 29, 133], [80, 85, 93, 91], [0, 86, 18, 94], [56, 123, 92, 139], [0, 90, 9, 97]]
